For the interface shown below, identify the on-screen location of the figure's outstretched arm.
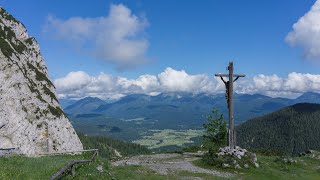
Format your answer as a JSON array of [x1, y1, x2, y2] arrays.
[[220, 76, 227, 84], [233, 76, 240, 82]]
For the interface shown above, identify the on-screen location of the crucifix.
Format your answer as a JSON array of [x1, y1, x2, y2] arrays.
[[215, 62, 245, 150]]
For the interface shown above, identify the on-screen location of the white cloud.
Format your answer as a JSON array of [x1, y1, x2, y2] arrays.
[[286, 0, 320, 59], [238, 72, 320, 98], [158, 67, 216, 93], [54, 68, 320, 100], [44, 4, 149, 70], [54, 71, 91, 92], [54, 68, 221, 99]]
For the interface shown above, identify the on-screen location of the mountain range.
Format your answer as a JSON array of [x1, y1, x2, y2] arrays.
[[62, 92, 320, 129]]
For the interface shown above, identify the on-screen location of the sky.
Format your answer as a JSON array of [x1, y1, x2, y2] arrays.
[[1, 0, 320, 99]]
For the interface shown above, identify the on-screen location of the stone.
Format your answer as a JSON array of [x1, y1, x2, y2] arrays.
[[217, 146, 259, 169], [0, 7, 83, 156], [237, 151, 245, 156], [252, 153, 258, 163], [235, 164, 241, 169], [96, 165, 103, 173], [244, 164, 249, 168], [254, 163, 259, 168], [232, 160, 237, 165], [236, 155, 242, 159], [222, 163, 230, 168]]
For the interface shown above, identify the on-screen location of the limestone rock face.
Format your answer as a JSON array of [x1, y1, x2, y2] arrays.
[[0, 7, 83, 156]]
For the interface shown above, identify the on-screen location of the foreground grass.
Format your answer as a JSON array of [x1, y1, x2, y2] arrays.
[[2, 153, 320, 179], [0, 154, 110, 179], [193, 155, 320, 180]]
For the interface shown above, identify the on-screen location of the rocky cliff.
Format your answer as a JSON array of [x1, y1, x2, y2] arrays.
[[0, 7, 83, 156]]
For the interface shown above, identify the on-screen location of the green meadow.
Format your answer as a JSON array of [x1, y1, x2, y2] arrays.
[[133, 129, 203, 149]]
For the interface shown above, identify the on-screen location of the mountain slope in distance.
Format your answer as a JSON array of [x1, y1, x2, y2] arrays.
[[236, 103, 320, 155], [63, 92, 320, 129]]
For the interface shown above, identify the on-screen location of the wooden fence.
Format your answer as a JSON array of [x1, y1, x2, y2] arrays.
[[0, 148, 16, 157], [49, 149, 98, 180]]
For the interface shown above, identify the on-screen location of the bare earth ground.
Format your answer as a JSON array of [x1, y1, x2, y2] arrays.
[[111, 153, 233, 179]]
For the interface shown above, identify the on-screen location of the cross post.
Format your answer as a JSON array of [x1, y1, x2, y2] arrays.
[[215, 62, 245, 150]]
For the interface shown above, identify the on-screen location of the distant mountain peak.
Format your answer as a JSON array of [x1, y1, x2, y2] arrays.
[[295, 92, 320, 104], [298, 91, 320, 97]]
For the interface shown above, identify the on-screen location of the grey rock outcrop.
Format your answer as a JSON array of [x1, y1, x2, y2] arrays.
[[216, 146, 259, 169], [0, 7, 83, 156]]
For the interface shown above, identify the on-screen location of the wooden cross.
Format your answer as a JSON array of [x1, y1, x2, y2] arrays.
[[215, 62, 245, 150]]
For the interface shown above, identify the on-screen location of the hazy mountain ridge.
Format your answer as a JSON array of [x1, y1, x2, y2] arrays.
[[62, 92, 320, 129], [65, 97, 107, 114]]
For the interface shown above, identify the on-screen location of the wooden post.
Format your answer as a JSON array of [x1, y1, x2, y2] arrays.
[[46, 123, 49, 152], [215, 62, 245, 150], [71, 165, 76, 176], [228, 62, 234, 149]]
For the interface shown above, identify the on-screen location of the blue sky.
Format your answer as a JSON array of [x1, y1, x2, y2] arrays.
[[2, 0, 320, 99]]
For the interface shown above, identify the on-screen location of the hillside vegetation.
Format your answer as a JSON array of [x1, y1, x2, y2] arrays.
[[236, 103, 320, 155], [78, 133, 150, 159]]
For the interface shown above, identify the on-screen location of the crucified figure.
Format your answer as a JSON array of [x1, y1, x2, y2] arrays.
[[220, 76, 240, 109]]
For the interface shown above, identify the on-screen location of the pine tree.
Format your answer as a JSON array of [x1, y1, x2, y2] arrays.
[[203, 109, 227, 155]]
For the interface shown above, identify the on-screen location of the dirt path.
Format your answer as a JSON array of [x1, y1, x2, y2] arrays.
[[111, 153, 233, 178]]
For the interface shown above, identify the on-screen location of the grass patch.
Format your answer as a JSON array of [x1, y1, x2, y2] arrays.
[[193, 155, 320, 180], [0, 153, 109, 179]]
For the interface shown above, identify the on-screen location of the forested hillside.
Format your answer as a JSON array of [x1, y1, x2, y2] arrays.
[[78, 133, 150, 159], [236, 103, 320, 155]]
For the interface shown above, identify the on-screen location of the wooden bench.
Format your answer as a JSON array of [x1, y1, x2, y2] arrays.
[[49, 149, 98, 180]]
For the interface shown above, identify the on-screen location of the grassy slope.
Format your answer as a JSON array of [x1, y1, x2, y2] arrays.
[[193, 155, 320, 180], [0, 155, 221, 180], [0, 154, 109, 180], [2, 153, 320, 179]]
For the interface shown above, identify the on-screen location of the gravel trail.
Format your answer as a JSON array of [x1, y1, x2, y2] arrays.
[[111, 153, 233, 178]]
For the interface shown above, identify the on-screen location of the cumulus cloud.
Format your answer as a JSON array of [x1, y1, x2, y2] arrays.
[[54, 68, 320, 100], [44, 4, 149, 70], [54, 68, 222, 99], [237, 72, 320, 98], [286, 0, 320, 59]]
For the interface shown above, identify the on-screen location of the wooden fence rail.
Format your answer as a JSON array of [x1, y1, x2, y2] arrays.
[[0, 148, 16, 157], [49, 149, 98, 180]]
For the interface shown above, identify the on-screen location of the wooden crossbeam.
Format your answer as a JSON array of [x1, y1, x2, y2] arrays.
[[215, 74, 246, 77]]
